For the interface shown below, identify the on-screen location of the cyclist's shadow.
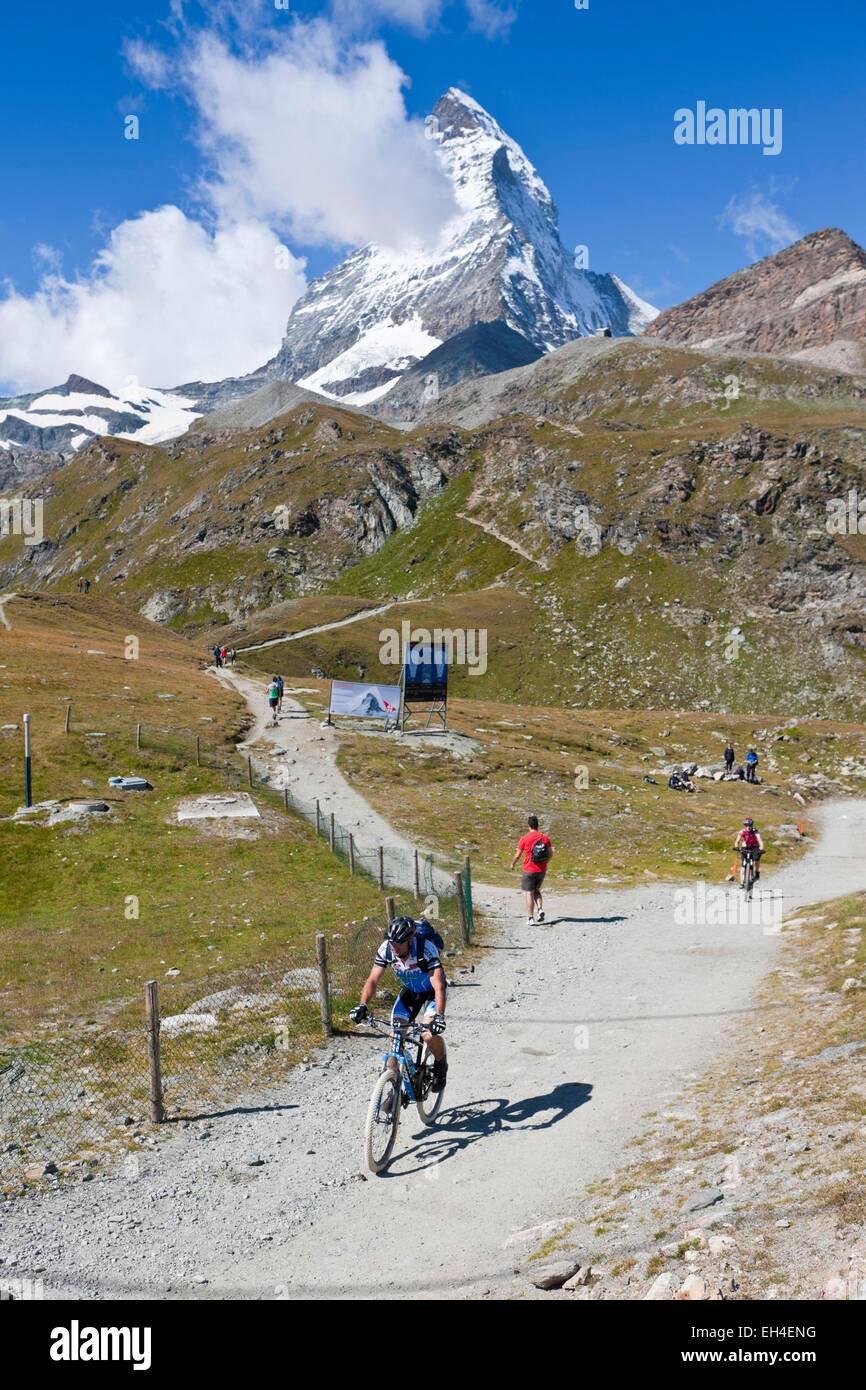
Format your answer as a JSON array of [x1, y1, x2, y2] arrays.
[[392, 1081, 592, 1176]]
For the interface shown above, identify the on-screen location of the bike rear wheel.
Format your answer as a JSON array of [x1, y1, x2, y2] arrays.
[[416, 1045, 445, 1126], [365, 1069, 401, 1173]]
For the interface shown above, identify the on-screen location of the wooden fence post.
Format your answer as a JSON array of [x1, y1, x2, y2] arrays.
[[329, 813, 335, 853], [247, 755, 253, 788], [64, 703, 71, 734], [378, 846, 385, 892], [316, 934, 332, 1037], [414, 848, 420, 900], [348, 834, 355, 875], [385, 895, 395, 923], [136, 722, 142, 751], [195, 736, 201, 767], [454, 871, 469, 945], [315, 800, 321, 836], [283, 786, 289, 812], [144, 981, 165, 1123]]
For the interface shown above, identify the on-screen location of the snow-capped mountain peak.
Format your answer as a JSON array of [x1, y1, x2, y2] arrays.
[[253, 89, 656, 408], [0, 375, 200, 459]]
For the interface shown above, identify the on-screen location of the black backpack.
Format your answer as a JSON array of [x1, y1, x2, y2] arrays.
[[530, 837, 550, 865]]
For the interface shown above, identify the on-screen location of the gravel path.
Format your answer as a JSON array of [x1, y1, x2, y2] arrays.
[[5, 670, 865, 1300]]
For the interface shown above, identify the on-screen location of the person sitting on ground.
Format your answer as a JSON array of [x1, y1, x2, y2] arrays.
[[510, 814, 553, 926], [668, 767, 696, 793], [350, 917, 448, 1094]]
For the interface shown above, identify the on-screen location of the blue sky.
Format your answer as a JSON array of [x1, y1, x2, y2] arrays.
[[1, 0, 864, 391]]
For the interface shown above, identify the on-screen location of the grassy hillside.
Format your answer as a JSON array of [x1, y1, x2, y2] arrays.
[[268, 680, 866, 889], [0, 594, 390, 1043], [2, 339, 865, 717]]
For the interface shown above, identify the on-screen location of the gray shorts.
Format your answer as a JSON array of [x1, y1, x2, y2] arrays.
[[521, 872, 545, 893]]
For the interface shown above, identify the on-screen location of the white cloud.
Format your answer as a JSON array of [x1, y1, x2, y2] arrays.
[[465, 0, 518, 39], [721, 191, 800, 258], [0, 207, 305, 392], [122, 37, 174, 89], [190, 30, 457, 248], [329, 0, 445, 33], [0, 7, 465, 394]]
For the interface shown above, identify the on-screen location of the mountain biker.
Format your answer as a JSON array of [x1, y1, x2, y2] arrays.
[[350, 918, 448, 1092], [733, 818, 764, 883], [267, 678, 281, 724], [510, 814, 553, 925]]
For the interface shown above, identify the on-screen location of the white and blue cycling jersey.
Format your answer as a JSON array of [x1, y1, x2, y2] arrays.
[[375, 937, 442, 995]]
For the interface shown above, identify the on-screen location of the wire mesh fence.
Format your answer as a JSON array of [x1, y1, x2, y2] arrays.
[[1, 706, 475, 1186], [0, 906, 470, 1188]]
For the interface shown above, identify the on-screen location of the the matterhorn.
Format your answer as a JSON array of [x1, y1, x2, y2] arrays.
[[186, 88, 656, 416]]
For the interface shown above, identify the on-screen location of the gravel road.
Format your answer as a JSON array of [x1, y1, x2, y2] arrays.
[[5, 671, 865, 1300]]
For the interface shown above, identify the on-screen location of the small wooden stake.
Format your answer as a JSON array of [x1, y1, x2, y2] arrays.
[[195, 736, 201, 767], [378, 845, 385, 891], [454, 871, 469, 944], [329, 812, 335, 853], [136, 722, 142, 751], [348, 834, 355, 875], [414, 848, 420, 900], [247, 755, 253, 788], [64, 703, 71, 734], [385, 895, 396, 923]]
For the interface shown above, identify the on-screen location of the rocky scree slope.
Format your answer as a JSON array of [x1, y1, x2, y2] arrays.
[[646, 228, 866, 372]]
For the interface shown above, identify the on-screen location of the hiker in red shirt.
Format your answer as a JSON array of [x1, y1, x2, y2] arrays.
[[510, 815, 553, 925]]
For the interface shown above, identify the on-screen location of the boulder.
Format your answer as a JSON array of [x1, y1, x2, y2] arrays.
[[645, 1272, 677, 1300], [529, 1259, 581, 1290], [161, 1012, 219, 1036]]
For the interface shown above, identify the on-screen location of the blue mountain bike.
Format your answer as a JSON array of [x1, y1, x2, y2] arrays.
[[363, 1014, 446, 1173]]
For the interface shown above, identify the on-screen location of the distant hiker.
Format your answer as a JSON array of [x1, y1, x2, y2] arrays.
[[76, 577, 83, 594], [275, 673, 285, 710], [745, 748, 759, 784], [358, 663, 366, 681], [668, 768, 696, 793], [84, 578, 91, 594], [510, 815, 553, 926], [230, 648, 237, 666], [213, 645, 222, 668], [220, 646, 228, 668], [268, 678, 281, 725], [724, 742, 735, 773]]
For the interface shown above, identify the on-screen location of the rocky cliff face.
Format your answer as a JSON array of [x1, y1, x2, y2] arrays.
[[646, 229, 866, 367]]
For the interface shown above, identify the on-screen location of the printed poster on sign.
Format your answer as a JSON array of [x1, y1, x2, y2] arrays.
[[328, 681, 402, 721]]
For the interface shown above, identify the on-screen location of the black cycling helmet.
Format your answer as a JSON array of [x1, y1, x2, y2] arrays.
[[743, 818, 755, 828], [387, 916, 416, 944]]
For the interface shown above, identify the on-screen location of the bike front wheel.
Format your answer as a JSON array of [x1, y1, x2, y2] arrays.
[[416, 1045, 445, 1126], [365, 1069, 401, 1173]]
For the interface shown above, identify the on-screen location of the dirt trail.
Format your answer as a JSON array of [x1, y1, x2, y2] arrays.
[[236, 601, 408, 655], [7, 670, 866, 1300], [456, 511, 549, 570]]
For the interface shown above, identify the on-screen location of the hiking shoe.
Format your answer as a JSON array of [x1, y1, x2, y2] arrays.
[[536, 910, 545, 923], [526, 916, 535, 926], [431, 1061, 448, 1093]]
